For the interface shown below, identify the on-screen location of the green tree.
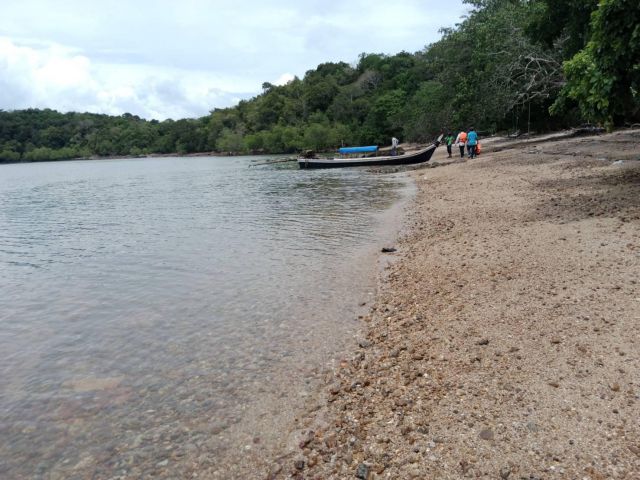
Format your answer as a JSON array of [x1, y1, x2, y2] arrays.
[[403, 81, 451, 141], [216, 128, 245, 152], [553, 0, 640, 127], [0, 142, 21, 162], [244, 132, 265, 152], [526, 0, 599, 57], [365, 89, 406, 140], [303, 123, 332, 150]]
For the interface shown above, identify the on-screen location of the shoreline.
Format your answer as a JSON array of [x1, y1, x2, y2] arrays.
[[0, 155, 417, 478], [0, 127, 619, 166], [268, 130, 640, 478], [191, 169, 420, 480], [0, 151, 279, 165]]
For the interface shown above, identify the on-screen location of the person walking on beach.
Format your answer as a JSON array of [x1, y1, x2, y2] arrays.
[[454, 130, 467, 158], [391, 136, 399, 156], [444, 132, 454, 158], [467, 127, 478, 159]]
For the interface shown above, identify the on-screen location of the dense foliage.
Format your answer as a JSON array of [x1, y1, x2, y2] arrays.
[[552, 0, 640, 128], [1, 0, 637, 162]]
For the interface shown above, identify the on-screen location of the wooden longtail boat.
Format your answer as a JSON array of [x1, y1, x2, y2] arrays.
[[298, 138, 441, 169]]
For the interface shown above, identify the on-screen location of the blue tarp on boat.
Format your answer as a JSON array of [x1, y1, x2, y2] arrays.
[[338, 146, 378, 154]]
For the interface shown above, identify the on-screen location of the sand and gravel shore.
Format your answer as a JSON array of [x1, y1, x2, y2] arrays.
[[270, 129, 640, 479]]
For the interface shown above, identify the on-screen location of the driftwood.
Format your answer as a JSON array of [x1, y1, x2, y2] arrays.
[[249, 158, 297, 167], [570, 125, 605, 136]]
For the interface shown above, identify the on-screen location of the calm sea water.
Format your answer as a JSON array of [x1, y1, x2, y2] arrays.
[[0, 156, 409, 478]]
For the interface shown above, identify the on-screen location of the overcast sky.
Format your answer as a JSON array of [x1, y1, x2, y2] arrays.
[[0, 0, 469, 120]]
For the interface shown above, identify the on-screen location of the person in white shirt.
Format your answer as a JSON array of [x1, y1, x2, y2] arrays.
[[391, 137, 399, 156]]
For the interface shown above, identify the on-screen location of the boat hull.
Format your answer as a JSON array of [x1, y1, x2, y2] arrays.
[[298, 143, 438, 169]]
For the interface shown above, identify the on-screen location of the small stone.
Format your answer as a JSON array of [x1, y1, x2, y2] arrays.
[[610, 383, 620, 392], [355, 463, 371, 479], [526, 422, 539, 432], [477, 339, 490, 346], [359, 339, 373, 348], [298, 430, 314, 448], [548, 381, 560, 388], [269, 464, 282, 476], [550, 338, 562, 344], [381, 246, 397, 253], [479, 428, 494, 440], [500, 467, 511, 479], [293, 459, 305, 470], [324, 434, 338, 448]]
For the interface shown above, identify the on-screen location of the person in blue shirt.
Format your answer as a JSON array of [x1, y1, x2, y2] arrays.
[[467, 127, 478, 159]]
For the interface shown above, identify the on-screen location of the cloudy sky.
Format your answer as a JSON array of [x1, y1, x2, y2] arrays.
[[0, 0, 468, 120]]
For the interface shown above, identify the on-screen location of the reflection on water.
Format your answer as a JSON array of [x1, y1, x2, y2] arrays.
[[0, 156, 408, 478]]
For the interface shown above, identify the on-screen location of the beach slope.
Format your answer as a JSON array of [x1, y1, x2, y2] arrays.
[[271, 130, 640, 479]]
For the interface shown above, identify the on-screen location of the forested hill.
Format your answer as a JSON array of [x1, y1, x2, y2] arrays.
[[1, 0, 638, 162]]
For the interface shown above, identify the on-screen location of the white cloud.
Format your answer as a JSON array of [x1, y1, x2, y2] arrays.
[[0, 1, 470, 119], [0, 39, 92, 113], [0, 37, 255, 119], [274, 73, 295, 86]]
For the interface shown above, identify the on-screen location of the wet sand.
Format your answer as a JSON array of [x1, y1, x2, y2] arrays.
[[268, 130, 640, 479]]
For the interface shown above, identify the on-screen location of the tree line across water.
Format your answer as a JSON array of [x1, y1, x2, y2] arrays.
[[1, 0, 638, 163]]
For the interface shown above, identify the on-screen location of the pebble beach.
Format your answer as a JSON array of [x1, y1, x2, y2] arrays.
[[269, 129, 640, 479]]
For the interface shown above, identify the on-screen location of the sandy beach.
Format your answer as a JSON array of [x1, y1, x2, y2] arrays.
[[269, 129, 640, 479]]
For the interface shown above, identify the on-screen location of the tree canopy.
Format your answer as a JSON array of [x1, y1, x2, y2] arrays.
[[1, 0, 637, 163], [552, 0, 640, 128]]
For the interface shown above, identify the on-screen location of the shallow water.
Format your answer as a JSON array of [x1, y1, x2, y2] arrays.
[[0, 156, 409, 478]]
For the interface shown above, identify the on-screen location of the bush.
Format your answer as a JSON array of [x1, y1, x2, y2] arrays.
[[0, 149, 21, 162]]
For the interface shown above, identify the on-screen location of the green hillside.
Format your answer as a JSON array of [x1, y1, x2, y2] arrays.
[[1, 0, 638, 162]]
